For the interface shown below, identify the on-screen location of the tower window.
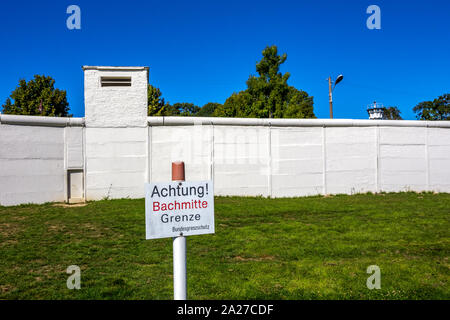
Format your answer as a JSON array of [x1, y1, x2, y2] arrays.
[[100, 77, 132, 87]]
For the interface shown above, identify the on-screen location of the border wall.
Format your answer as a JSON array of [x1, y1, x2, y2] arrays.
[[1, 66, 449, 206]]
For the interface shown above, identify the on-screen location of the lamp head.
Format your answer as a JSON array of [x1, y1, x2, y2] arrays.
[[335, 74, 344, 86]]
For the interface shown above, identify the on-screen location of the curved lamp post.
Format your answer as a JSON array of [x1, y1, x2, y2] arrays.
[[327, 74, 344, 119]]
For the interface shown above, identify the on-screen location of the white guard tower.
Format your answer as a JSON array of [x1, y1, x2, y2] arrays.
[[367, 101, 386, 120], [83, 66, 149, 200]]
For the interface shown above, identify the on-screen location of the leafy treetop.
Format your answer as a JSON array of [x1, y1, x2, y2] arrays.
[[213, 45, 315, 119], [2, 75, 70, 117], [413, 94, 449, 120], [383, 106, 403, 120]]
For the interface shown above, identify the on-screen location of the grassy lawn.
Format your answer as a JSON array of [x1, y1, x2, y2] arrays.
[[0, 192, 449, 300]]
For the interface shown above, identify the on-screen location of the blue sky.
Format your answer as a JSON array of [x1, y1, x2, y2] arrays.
[[0, 0, 449, 119]]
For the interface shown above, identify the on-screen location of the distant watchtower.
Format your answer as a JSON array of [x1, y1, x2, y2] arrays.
[[367, 101, 385, 120]]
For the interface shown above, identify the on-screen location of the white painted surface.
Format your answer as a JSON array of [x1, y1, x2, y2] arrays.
[[1, 66, 450, 206], [173, 236, 187, 300], [0, 123, 66, 205], [83, 66, 149, 128], [85, 127, 147, 200], [68, 170, 84, 202], [428, 128, 450, 192], [83, 67, 149, 201], [0, 115, 85, 206], [1, 115, 450, 206], [145, 180, 214, 239], [271, 127, 323, 197], [325, 127, 377, 195], [150, 125, 212, 184], [214, 125, 269, 196], [65, 126, 84, 169], [147, 116, 450, 128], [149, 118, 450, 197]]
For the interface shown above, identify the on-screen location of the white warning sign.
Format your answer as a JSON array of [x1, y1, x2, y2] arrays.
[[145, 180, 215, 239]]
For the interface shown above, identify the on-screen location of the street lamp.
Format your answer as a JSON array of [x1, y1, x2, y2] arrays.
[[327, 74, 344, 119]]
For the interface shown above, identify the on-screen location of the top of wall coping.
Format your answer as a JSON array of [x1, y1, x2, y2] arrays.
[[0, 114, 85, 127], [1, 114, 449, 128], [82, 66, 149, 71], [148, 116, 450, 128]]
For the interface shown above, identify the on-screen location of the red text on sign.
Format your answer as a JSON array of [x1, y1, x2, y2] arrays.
[[153, 200, 208, 212]]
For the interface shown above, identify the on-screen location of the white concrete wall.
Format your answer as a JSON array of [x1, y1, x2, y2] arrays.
[[214, 125, 269, 196], [379, 127, 427, 192], [85, 127, 147, 200], [272, 127, 324, 197], [325, 127, 377, 195], [0, 124, 65, 205], [149, 125, 212, 183], [1, 115, 449, 206], [148, 117, 450, 197], [0, 115, 84, 206], [1, 64, 449, 206], [428, 127, 450, 192]]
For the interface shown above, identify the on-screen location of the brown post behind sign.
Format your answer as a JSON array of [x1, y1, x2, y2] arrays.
[[172, 161, 185, 181]]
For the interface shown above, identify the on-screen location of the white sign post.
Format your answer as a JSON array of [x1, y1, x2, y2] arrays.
[[145, 162, 214, 300]]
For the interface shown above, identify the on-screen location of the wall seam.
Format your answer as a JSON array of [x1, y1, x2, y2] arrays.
[[210, 122, 214, 182], [63, 126, 68, 203], [322, 126, 327, 195], [149, 126, 153, 182], [83, 126, 87, 201], [425, 125, 430, 191], [268, 124, 272, 198], [375, 126, 380, 193]]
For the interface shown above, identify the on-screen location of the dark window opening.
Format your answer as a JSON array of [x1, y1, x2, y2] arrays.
[[101, 77, 132, 87]]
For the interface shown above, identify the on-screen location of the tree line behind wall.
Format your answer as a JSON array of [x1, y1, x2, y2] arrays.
[[148, 46, 316, 119], [1, 46, 449, 120]]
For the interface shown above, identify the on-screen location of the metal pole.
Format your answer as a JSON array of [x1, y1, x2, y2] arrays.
[[173, 235, 187, 300], [328, 77, 333, 119], [172, 161, 187, 300]]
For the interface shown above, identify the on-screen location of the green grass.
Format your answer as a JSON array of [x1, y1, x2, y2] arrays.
[[0, 192, 449, 300]]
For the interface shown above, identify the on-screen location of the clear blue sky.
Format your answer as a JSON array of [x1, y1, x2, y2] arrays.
[[0, 0, 449, 119]]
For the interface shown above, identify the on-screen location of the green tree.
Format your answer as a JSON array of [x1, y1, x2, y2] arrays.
[[161, 104, 181, 116], [2, 75, 70, 116], [246, 45, 291, 118], [214, 45, 315, 119], [284, 87, 315, 118], [214, 91, 253, 118], [148, 84, 166, 116], [413, 94, 449, 120], [196, 102, 221, 117], [147, 85, 184, 116], [383, 106, 403, 120], [172, 102, 200, 116]]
